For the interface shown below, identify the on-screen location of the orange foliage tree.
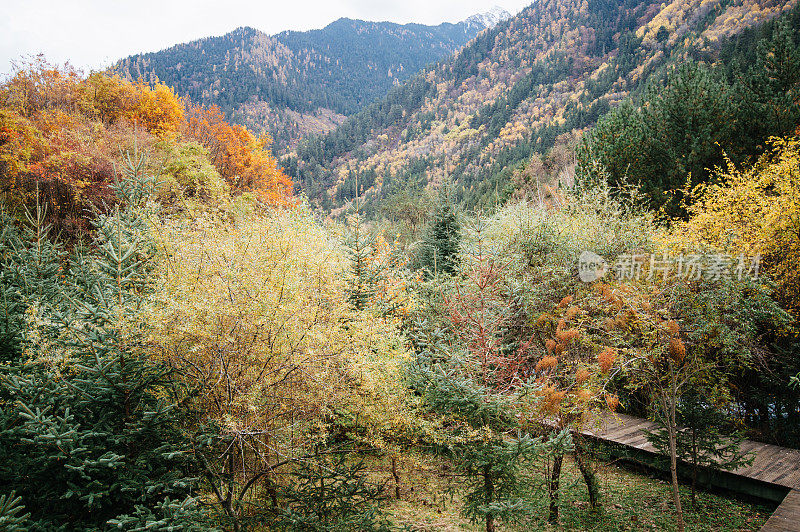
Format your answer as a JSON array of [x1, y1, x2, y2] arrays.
[[441, 215, 526, 390], [439, 218, 616, 523], [568, 277, 788, 532], [528, 290, 622, 523], [0, 59, 186, 233], [1, 58, 293, 236], [183, 104, 293, 205]]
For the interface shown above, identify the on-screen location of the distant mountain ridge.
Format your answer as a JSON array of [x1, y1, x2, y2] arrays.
[[115, 12, 505, 150], [287, 0, 799, 211]]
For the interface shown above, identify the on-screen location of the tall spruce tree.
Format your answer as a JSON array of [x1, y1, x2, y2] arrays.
[[0, 149, 210, 530], [419, 181, 461, 275], [409, 331, 569, 532], [343, 211, 380, 311], [342, 185, 401, 315], [645, 391, 753, 507], [0, 198, 64, 362], [577, 62, 736, 217]]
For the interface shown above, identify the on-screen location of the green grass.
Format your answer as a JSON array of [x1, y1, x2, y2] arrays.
[[378, 454, 773, 531]]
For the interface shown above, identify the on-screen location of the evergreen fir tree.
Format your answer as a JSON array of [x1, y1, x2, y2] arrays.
[[276, 441, 391, 531], [419, 181, 461, 276], [342, 183, 399, 314], [734, 17, 800, 154], [0, 492, 30, 531], [409, 335, 569, 532], [0, 198, 65, 362], [645, 391, 753, 507], [0, 149, 210, 530], [343, 211, 380, 311]]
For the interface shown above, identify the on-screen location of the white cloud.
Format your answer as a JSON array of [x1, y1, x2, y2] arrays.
[[0, 0, 531, 76]]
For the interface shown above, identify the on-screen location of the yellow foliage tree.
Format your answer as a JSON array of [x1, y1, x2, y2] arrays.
[[140, 204, 415, 525], [679, 137, 800, 316], [125, 80, 184, 136]]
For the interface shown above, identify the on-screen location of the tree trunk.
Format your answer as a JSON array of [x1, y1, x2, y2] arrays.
[[223, 494, 240, 532], [484, 465, 496, 532], [574, 433, 601, 512], [320, 474, 327, 526], [264, 438, 279, 509], [486, 510, 496, 532], [226, 452, 240, 532], [391, 456, 401, 499], [266, 474, 279, 509], [548, 452, 564, 524], [691, 429, 698, 508], [757, 405, 767, 434], [666, 382, 685, 532]]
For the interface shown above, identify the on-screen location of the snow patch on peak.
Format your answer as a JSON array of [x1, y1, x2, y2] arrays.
[[463, 6, 512, 31]]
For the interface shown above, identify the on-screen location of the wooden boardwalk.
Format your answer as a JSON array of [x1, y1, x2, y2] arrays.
[[576, 413, 800, 531], [761, 489, 800, 531]]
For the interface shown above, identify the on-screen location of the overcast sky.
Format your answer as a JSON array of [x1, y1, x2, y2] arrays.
[[1, 0, 530, 77]]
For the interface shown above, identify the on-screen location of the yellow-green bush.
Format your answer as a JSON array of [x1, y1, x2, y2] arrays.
[[141, 203, 416, 465], [156, 139, 228, 205], [679, 137, 800, 316]]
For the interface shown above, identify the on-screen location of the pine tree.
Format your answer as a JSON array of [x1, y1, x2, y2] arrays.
[[276, 441, 391, 531], [0, 149, 210, 530], [409, 336, 569, 532], [419, 181, 461, 275], [645, 391, 753, 507], [734, 17, 800, 153], [343, 211, 380, 311], [0, 197, 64, 362], [342, 186, 401, 315]]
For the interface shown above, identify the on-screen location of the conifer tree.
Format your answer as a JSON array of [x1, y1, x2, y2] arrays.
[[0, 198, 64, 361], [0, 149, 210, 530], [409, 335, 569, 532], [419, 180, 461, 275], [734, 17, 800, 152], [645, 391, 753, 507], [344, 211, 380, 311], [276, 441, 392, 531], [342, 185, 401, 315], [0, 492, 30, 531]]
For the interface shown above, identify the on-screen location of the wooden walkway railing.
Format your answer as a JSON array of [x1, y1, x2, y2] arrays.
[[574, 413, 800, 531]]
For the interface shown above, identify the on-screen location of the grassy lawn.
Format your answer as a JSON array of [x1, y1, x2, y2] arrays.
[[380, 454, 774, 531]]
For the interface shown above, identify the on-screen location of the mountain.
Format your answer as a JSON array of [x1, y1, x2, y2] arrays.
[[114, 13, 502, 151], [463, 5, 512, 32], [287, 0, 798, 210]]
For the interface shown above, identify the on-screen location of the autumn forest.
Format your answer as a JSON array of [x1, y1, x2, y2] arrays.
[[1, 1, 800, 531]]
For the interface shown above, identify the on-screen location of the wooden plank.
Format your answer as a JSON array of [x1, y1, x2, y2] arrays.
[[582, 413, 800, 531], [610, 424, 650, 445], [772, 467, 800, 488], [747, 447, 785, 480], [750, 448, 798, 486], [591, 413, 644, 434], [764, 452, 800, 486], [624, 433, 652, 449], [761, 489, 800, 532], [601, 419, 652, 443]]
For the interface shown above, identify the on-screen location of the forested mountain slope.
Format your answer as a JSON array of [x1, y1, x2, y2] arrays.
[[287, 0, 798, 210], [114, 11, 510, 151]]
